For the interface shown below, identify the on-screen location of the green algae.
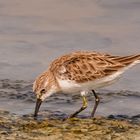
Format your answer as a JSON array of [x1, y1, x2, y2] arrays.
[[15, 118, 140, 139], [0, 110, 140, 140]]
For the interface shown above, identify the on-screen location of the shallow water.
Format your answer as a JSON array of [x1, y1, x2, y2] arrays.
[[0, 79, 140, 123]]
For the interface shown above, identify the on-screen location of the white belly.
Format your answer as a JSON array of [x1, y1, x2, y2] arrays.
[[57, 72, 121, 93]]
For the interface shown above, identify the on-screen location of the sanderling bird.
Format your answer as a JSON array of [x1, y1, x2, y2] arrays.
[[33, 51, 140, 119]]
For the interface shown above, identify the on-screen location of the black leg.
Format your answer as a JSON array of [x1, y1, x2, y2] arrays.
[[68, 96, 88, 119], [91, 90, 100, 118]]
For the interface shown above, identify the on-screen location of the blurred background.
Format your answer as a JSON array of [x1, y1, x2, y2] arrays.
[[0, 0, 140, 91]]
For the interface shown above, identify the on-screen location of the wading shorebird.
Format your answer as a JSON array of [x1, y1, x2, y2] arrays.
[[33, 51, 140, 119]]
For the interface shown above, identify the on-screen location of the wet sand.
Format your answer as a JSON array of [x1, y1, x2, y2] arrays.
[[0, 0, 140, 139]]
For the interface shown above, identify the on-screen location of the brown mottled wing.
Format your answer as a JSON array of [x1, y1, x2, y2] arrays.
[[55, 52, 126, 83]]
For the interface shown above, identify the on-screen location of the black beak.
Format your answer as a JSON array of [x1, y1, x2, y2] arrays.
[[34, 98, 42, 117]]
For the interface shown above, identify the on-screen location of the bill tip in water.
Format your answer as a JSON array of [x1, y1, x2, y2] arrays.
[[34, 98, 42, 118], [34, 113, 38, 117]]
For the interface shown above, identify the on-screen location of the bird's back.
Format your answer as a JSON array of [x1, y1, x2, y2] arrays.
[[49, 51, 140, 84]]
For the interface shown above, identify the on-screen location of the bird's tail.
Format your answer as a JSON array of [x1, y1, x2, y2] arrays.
[[112, 54, 140, 66]]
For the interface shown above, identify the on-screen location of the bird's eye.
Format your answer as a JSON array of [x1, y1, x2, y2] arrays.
[[40, 89, 46, 94]]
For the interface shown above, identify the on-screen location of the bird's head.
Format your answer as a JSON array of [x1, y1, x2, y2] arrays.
[[33, 71, 59, 117]]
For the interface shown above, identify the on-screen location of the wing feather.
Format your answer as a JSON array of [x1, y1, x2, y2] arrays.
[[52, 52, 125, 83]]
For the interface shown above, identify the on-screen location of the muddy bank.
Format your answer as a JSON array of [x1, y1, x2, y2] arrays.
[[0, 110, 140, 140]]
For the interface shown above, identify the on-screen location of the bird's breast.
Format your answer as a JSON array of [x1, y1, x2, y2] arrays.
[[57, 78, 81, 93]]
